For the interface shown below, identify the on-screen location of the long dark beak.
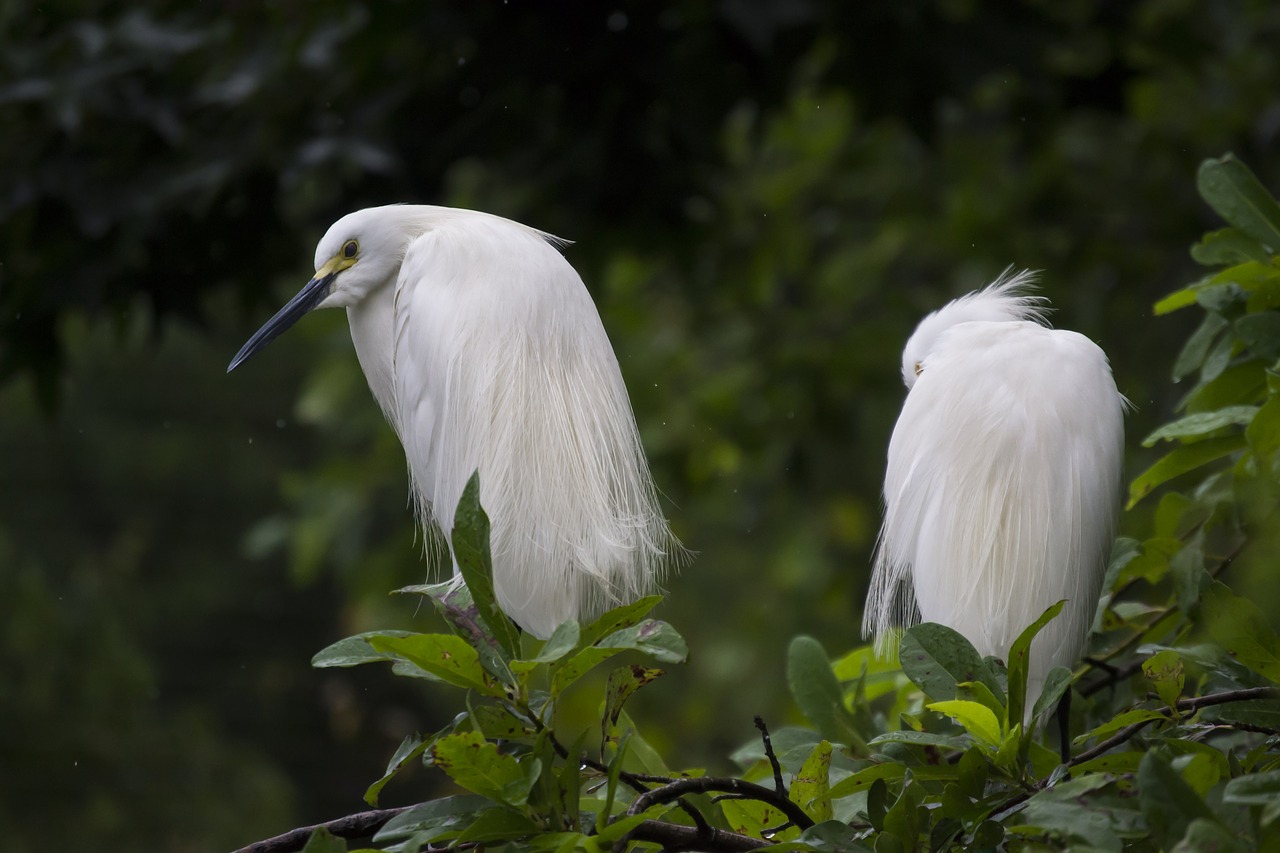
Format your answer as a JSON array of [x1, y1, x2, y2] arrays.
[[227, 271, 337, 373]]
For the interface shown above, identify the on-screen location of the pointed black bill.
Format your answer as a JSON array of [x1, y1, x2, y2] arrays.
[[227, 271, 337, 373]]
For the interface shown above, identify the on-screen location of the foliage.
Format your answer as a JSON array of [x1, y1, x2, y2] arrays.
[[236, 156, 1280, 853]]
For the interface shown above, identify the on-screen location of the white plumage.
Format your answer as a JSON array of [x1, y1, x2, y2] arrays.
[[862, 271, 1125, 707], [229, 205, 682, 639]]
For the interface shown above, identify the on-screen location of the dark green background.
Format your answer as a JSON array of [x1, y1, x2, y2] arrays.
[[3, 1, 1279, 849]]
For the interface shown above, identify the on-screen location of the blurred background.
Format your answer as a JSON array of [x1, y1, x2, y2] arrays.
[[3, 1, 1280, 850]]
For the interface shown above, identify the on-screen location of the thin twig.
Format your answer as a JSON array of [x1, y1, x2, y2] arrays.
[[754, 716, 787, 795], [624, 777, 815, 830]]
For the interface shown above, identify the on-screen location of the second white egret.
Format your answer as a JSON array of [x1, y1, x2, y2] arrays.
[[862, 271, 1125, 711], [229, 205, 683, 638]]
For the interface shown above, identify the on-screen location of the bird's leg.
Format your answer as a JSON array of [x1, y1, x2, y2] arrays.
[[1055, 691, 1072, 764]]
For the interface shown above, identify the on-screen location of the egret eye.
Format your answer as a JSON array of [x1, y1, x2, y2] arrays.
[[913, 361, 923, 376], [342, 239, 359, 259]]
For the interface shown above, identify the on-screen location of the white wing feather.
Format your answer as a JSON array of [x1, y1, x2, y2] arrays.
[[865, 296, 1124, 704], [388, 215, 680, 638]]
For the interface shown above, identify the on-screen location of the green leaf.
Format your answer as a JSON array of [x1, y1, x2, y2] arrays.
[[722, 797, 800, 841], [1223, 769, 1280, 806], [1173, 312, 1230, 381], [300, 827, 346, 853], [796, 820, 874, 852], [1235, 311, 1280, 361], [470, 705, 534, 740], [1137, 751, 1217, 850], [899, 623, 1003, 702], [1201, 582, 1280, 682], [1191, 227, 1274, 266], [510, 620, 580, 674], [1030, 666, 1073, 722], [601, 664, 664, 753], [1143, 650, 1185, 710], [550, 620, 686, 695], [927, 700, 1002, 749], [1155, 285, 1203, 315], [821, 762, 906, 802], [578, 595, 663, 646], [1247, 394, 1280, 476], [374, 795, 493, 844], [1141, 406, 1258, 446], [311, 630, 416, 668], [430, 730, 540, 807], [1170, 538, 1208, 615], [365, 732, 429, 806], [882, 782, 923, 849], [1127, 435, 1246, 509], [1006, 600, 1065, 727], [454, 807, 540, 844], [1197, 154, 1280, 254], [1020, 774, 1140, 851], [788, 635, 859, 743], [790, 740, 833, 822], [370, 633, 501, 696], [451, 472, 522, 659], [1171, 819, 1250, 853], [1074, 708, 1167, 745]]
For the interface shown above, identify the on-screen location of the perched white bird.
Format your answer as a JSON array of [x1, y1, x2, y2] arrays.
[[229, 205, 682, 638], [862, 271, 1125, 708]]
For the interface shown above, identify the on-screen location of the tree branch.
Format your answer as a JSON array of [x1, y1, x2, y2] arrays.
[[229, 805, 416, 853], [624, 777, 815, 830], [626, 819, 773, 852], [1070, 686, 1280, 767]]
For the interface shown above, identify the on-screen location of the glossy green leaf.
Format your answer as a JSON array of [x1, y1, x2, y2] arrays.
[[788, 635, 858, 743], [550, 619, 685, 695], [1197, 154, 1280, 253], [1173, 312, 1230, 380], [1030, 666, 1073, 722], [450, 472, 522, 659], [454, 807, 540, 844], [821, 762, 906, 801], [1141, 406, 1257, 446], [926, 700, 1002, 749], [1127, 435, 1246, 509], [1223, 769, 1280, 806], [371, 633, 501, 695], [899, 622, 1003, 702], [311, 630, 417, 668], [1006, 600, 1065, 727]]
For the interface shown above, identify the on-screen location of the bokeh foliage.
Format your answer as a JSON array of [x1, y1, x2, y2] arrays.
[[3, 2, 1280, 851]]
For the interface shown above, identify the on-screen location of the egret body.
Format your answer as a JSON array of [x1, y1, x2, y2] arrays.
[[862, 272, 1125, 707], [229, 205, 682, 638]]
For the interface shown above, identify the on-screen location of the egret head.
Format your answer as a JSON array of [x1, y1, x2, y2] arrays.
[[899, 269, 1045, 389], [227, 206, 418, 372]]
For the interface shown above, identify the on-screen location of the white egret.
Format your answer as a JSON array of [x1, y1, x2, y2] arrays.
[[862, 270, 1125, 712], [228, 205, 683, 638]]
